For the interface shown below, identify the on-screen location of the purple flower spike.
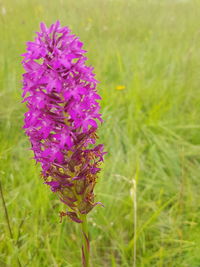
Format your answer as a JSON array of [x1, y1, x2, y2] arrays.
[[22, 21, 105, 223]]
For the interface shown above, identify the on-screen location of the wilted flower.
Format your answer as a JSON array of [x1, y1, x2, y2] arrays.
[[21, 21, 105, 223]]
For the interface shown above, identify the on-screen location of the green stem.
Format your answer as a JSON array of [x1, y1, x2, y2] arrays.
[[0, 180, 13, 239], [0, 180, 21, 267], [80, 214, 90, 267]]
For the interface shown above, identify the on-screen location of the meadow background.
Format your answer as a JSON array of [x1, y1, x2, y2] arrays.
[[1, 0, 200, 266]]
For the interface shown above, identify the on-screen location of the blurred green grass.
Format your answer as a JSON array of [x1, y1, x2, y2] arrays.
[[1, 0, 200, 266]]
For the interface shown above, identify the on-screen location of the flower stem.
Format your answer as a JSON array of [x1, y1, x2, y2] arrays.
[[80, 214, 90, 267]]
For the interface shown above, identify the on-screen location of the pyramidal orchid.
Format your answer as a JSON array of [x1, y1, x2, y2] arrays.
[[21, 21, 105, 267]]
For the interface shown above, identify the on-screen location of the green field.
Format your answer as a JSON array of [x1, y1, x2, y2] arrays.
[[1, 0, 200, 266]]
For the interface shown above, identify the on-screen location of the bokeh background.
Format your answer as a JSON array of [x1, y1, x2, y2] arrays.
[[1, 0, 200, 266]]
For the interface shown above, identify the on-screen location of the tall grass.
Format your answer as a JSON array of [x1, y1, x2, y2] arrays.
[[1, 0, 200, 266]]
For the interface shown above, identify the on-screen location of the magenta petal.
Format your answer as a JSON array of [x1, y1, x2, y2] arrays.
[[66, 212, 83, 223]]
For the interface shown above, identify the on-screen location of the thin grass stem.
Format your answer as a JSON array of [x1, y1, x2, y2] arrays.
[[0, 180, 13, 239], [0, 180, 21, 267]]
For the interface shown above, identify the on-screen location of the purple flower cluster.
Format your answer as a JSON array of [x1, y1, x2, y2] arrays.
[[22, 21, 105, 223]]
